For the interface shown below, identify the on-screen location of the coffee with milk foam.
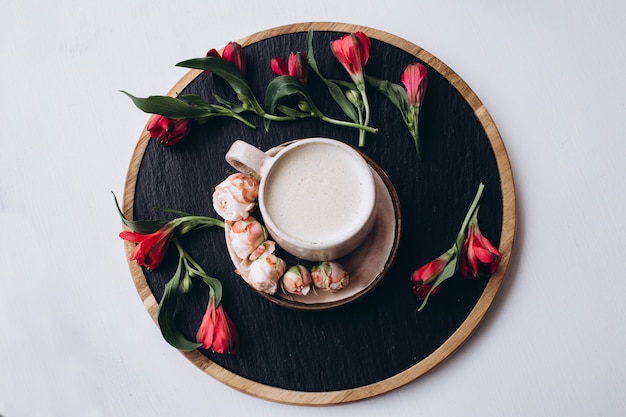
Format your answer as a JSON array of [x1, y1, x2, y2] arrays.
[[263, 141, 374, 245]]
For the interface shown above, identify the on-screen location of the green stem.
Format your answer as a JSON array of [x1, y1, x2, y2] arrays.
[[174, 240, 222, 303], [361, 87, 371, 127], [173, 240, 187, 260], [414, 115, 422, 160], [320, 115, 378, 134], [358, 127, 366, 147], [229, 113, 257, 129], [358, 85, 371, 147], [172, 216, 224, 229], [261, 113, 297, 122], [454, 182, 485, 252], [179, 249, 204, 276], [174, 239, 210, 277]]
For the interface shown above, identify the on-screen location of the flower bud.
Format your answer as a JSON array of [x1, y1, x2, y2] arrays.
[[222, 41, 247, 76], [248, 240, 276, 261], [410, 252, 452, 300], [281, 265, 312, 296], [178, 222, 196, 236], [212, 173, 260, 221], [206, 48, 220, 58], [196, 296, 239, 354], [147, 114, 189, 146], [235, 240, 276, 277], [311, 261, 349, 292], [247, 254, 286, 295], [205, 42, 247, 76], [400, 63, 428, 108], [271, 51, 309, 85], [345, 89, 361, 107], [330, 31, 371, 86], [180, 275, 193, 293], [297, 100, 311, 112], [228, 217, 267, 259]]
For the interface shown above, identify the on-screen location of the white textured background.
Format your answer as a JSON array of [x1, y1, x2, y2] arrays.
[[1, 1, 625, 416]]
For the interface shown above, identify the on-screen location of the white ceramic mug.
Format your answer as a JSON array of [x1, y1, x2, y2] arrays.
[[225, 138, 377, 261]]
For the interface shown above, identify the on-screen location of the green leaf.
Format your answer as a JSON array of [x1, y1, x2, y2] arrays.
[[112, 192, 167, 234], [306, 29, 359, 122], [264, 76, 321, 116], [176, 57, 266, 115], [120, 91, 211, 119], [431, 256, 458, 291], [154, 207, 194, 217], [157, 253, 202, 351], [331, 79, 357, 90], [168, 216, 224, 238], [454, 183, 485, 252], [178, 248, 223, 306], [366, 74, 423, 157], [276, 105, 311, 118], [198, 274, 223, 306], [177, 94, 213, 109], [365, 74, 410, 123], [326, 81, 360, 123], [211, 93, 249, 113]]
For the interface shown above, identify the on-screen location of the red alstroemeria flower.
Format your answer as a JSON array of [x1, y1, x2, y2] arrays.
[[401, 63, 428, 108], [460, 221, 502, 279], [412, 279, 442, 301], [271, 52, 309, 85], [410, 254, 450, 300], [119, 224, 174, 270], [203, 48, 221, 74], [147, 115, 190, 146], [330, 31, 371, 85], [206, 41, 247, 76], [206, 48, 220, 59], [196, 296, 240, 354], [399, 62, 428, 158]]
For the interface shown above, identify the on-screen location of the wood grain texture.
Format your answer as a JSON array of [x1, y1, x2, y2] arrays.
[[122, 22, 515, 405]]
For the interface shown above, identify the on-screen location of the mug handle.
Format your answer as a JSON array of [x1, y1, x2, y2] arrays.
[[225, 140, 270, 177]]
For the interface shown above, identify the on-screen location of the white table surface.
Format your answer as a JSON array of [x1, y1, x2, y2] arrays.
[[2, 1, 625, 416]]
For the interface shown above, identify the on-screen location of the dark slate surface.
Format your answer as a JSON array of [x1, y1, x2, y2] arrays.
[[131, 31, 503, 392]]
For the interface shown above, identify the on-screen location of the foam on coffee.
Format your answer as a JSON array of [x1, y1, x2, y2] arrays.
[[262, 141, 374, 245]]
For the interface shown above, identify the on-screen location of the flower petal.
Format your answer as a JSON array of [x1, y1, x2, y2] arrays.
[[271, 56, 288, 76]]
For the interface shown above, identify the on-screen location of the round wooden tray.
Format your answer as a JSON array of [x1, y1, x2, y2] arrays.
[[122, 22, 516, 405]]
